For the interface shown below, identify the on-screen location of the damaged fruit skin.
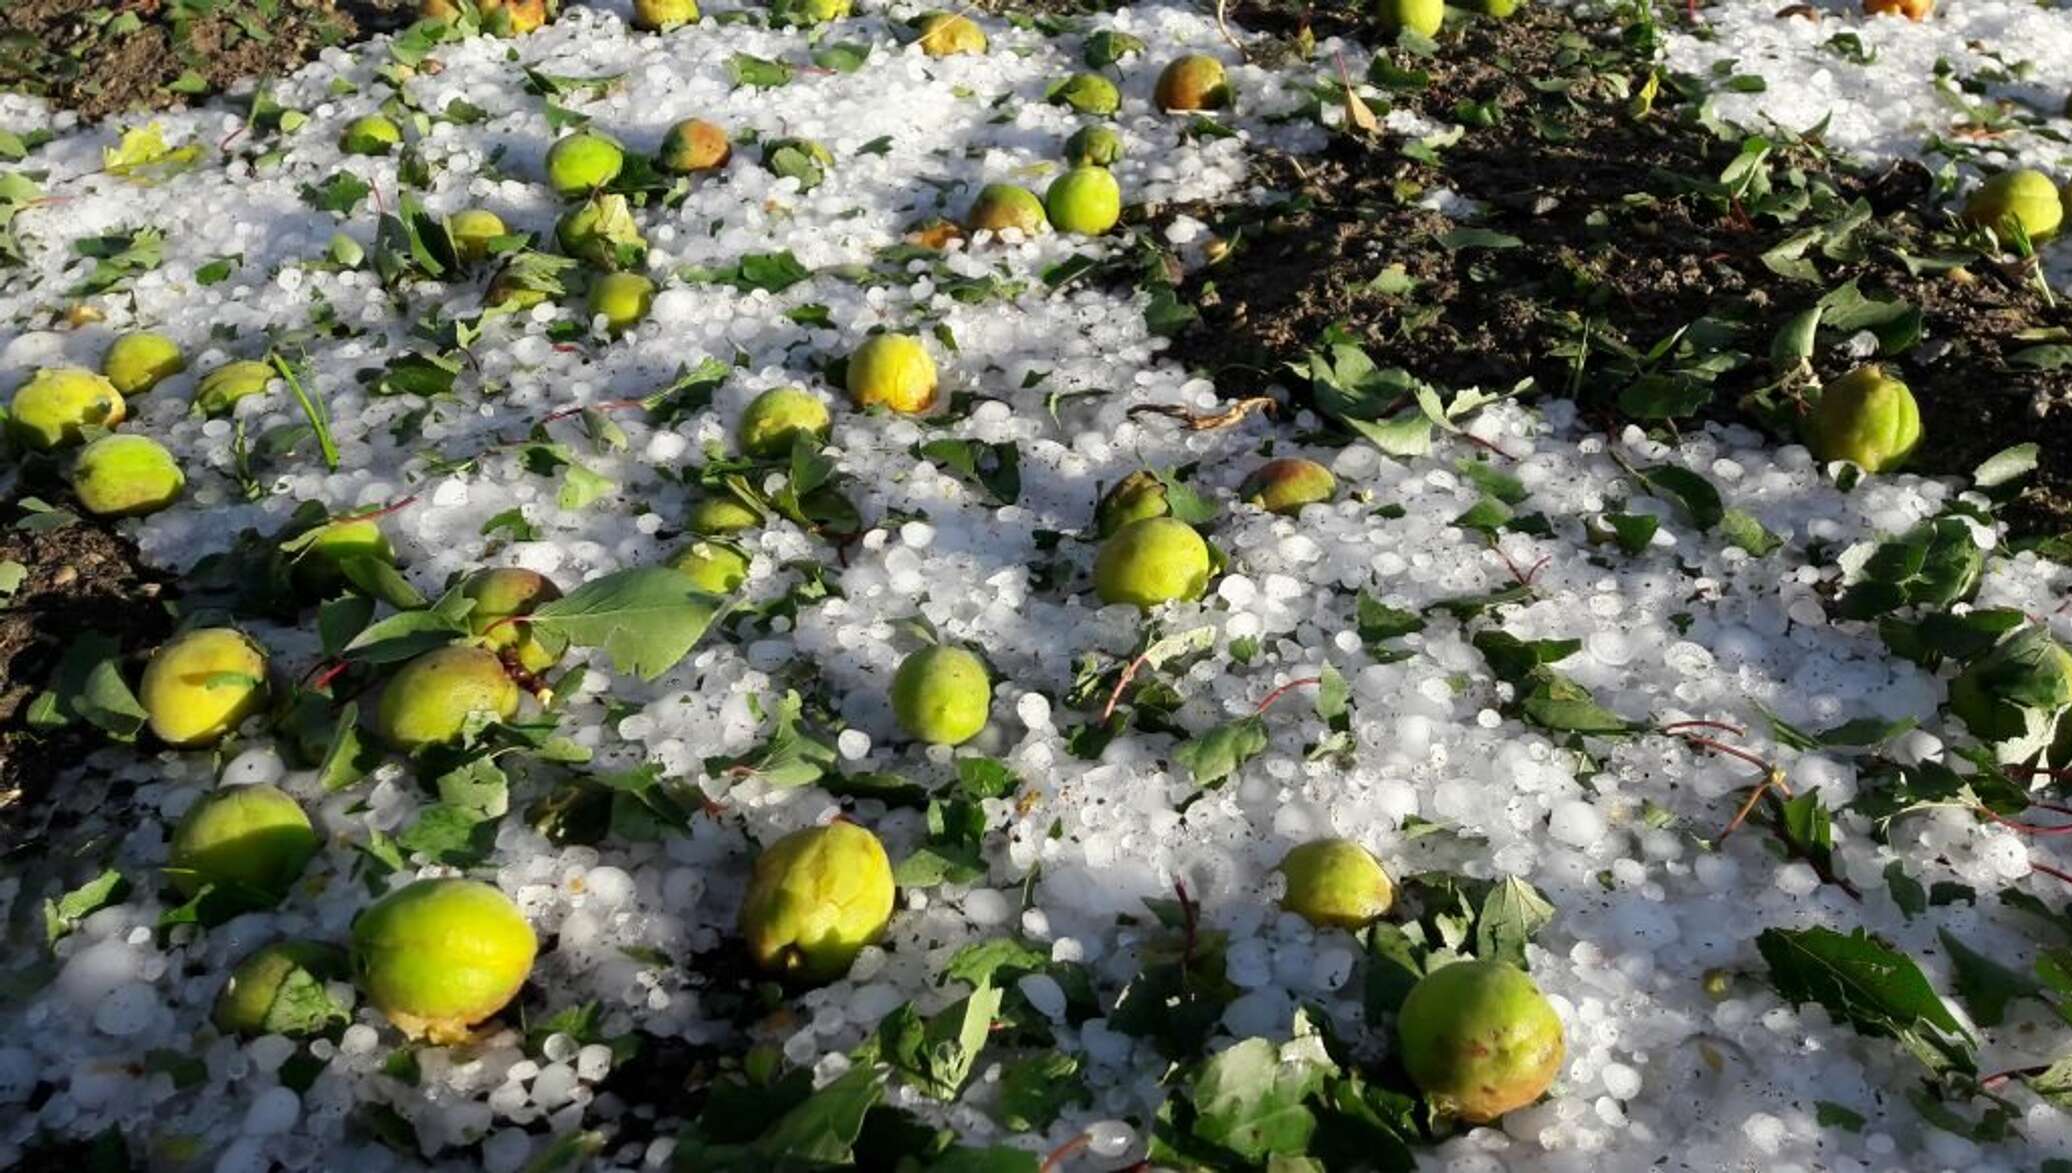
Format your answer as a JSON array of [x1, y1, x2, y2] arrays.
[[1962, 168, 2063, 241], [461, 568, 566, 674], [1045, 166, 1122, 236], [1398, 959, 1566, 1124], [846, 334, 938, 414], [8, 368, 124, 451], [1063, 125, 1124, 167], [1094, 470, 1170, 538], [914, 11, 986, 55], [965, 184, 1048, 236], [740, 822, 896, 984], [102, 332, 186, 396], [1803, 365, 1921, 473], [72, 434, 184, 518], [194, 359, 275, 418], [891, 645, 991, 746], [374, 644, 521, 750], [1093, 517, 1211, 609], [665, 541, 750, 594], [1277, 838, 1394, 930], [141, 628, 270, 748], [1154, 55, 1231, 112], [659, 119, 732, 173], [1050, 73, 1120, 115], [738, 387, 832, 458], [632, 0, 699, 30], [1239, 457, 1337, 515], [214, 941, 350, 1037], [352, 878, 537, 1044], [168, 783, 318, 900]]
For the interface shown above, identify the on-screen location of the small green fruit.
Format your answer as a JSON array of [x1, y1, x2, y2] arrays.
[[482, 0, 552, 35], [141, 628, 269, 748], [740, 822, 895, 983], [659, 119, 732, 174], [632, 0, 699, 30], [1277, 838, 1393, 929], [352, 878, 537, 1043], [891, 645, 990, 746], [545, 131, 625, 199], [1063, 125, 1124, 167], [738, 387, 832, 458], [769, 0, 850, 25], [72, 434, 184, 518], [290, 517, 397, 597], [1803, 365, 1921, 473], [1466, 0, 1524, 15], [194, 359, 275, 418], [1095, 470, 1170, 537], [914, 11, 986, 55], [846, 334, 938, 414], [102, 332, 185, 395], [1962, 168, 2064, 241], [168, 784, 317, 900], [375, 645, 520, 750], [588, 272, 655, 334], [1093, 517, 1211, 609], [8, 368, 124, 450], [1050, 73, 1121, 116], [1398, 960, 1565, 1123], [1154, 55, 1231, 112], [687, 496, 763, 535], [460, 568, 566, 674], [214, 941, 351, 1037], [761, 138, 833, 192], [556, 193, 646, 271], [664, 540, 750, 593], [447, 209, 508, 264], [1239, 457, 1337, 515], [339, 114, 402, 156], [1046, 166, 1122, 236], [965, 184, 1049, 236], [1377, 0, 1445, 35]]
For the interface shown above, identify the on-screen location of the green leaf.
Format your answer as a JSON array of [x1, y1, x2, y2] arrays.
[[1815, 1101, 1866, 1131], [301, 170, 371, 214], [1435, 227, 1522, 251], [1172, 715, 1269, 789], [752, 1066, 883, 1163], [1837, 517, 1983, 620], [1973, 443, 2039, 489], [45, 869, 128, 946], [1627, 463, 1723, 529], [728, 54, 795, 89], [526, 566, 726, 681], [1474, 876, 1555, 969], [1720, 509, 1781, 556], [880, 983, 1002, 1101], [1190, 1031, 1337, 1161], [703, 691, 836, 789], [1756, 926, 1974, 1076], [916, 438, 1021, 505], [994, 1053, 1090, 1132], [1938, 929, 2045, 1028], [812, 42, 871, 71]]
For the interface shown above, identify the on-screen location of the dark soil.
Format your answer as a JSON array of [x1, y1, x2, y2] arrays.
[[1169, 4, 2072, 538]]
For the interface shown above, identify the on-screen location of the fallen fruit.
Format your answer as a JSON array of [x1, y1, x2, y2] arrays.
[[738, 386, 832, 458], [556, 193, 646, 270], [72, 434, 185, 518], [352, 877, 537, 1043], [688, 495, 764, 535], [1050, 73, 1121, 116], [461, 568, 566, 674], [1154, 55, 1231, 112], [659, 119, 732, 174], [891, 644, 991, 745], [141, 628, 270, 748], [1046, 166, 1122, 235], [1377, 0, 1445, 36], [846, 333, 938, 414], [1398, 959, 1565, 1123], [1094, 470, 1170, 537], [1464, 0, 1524, 14], [762, 137, 834, 191], [1239, 457, 1337, 515], [914, 11, 986, 55], [1094, 517, 1211, 609], [588, 271, 655, 334], [1277, 838, 1393, 929], [1063, 125, 1124, 167], [214, 941, 350, 1037], [1862, 0, 1931, 18], [664, 540, 751, 593], [1803, 365, 1921, 473], [1962, 168, 2063, 241], [545, 130, 625, 199], [482, 0, 552, 34], [290, 517, 397, 597], [193, 359, 275, 418], [374, 644, 521, 750], [339, 114, 402, 156], [101, 331, 185, 395], [7, 367, 124, 450], [168, 783, 317, 899], [448, 208, 508, 264], [740, 821, 895, 983], [632, 0, 699, 30], [769, 0, 850, 24], [965, 184, 1049, 236]]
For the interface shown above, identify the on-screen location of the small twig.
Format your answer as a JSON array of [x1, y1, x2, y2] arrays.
[[1213, 0, 1248, 62], [537, 396, 649, 427], [1460, 430, 1518, 462], [1492, 545, 1551, 590], [1979, 808, 2072, 837], [1038, 1133, 1092, 1173], [1981, 1064, 2053, 1090], [1254, 676, 1322, 714], [1722, 766, 1790, 838], [1101, 649, 1154, 722], [1126, 397, 1276, 432], [1660, 719, 1748, 737], [2033, 861, 2072, 888], [1173, 878, 1200, 970]]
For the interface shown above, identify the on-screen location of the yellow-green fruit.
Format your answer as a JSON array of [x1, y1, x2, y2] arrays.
[[141, 628, 270, 748], [72, 434, 184, 518], [1804, 365, 1921, 473], [1046, 166, 1122, 236], [740, 822, 895, 983], [339, 114, 402, 156], [1963, 168, 2064, 240], [1239, 457, 1337, 515], [1050, 73, 1121, 116], [688, 496, 763, 535], [374, 645, 520, 750], [1277, 838, 1393, 930], [484, 0, 552, 35], [658, 119, 732, 174], [846, 334, 938, 414], [769, 0, 850, 25], [588, 272, 655, 334], [891, 645, 990, 746], [1095, 470, 1171, 538], [1063, 125, 1124, 167], [448, 209, 508, 264], [1154, 55, 1231, 112], [1466, 0, 1523, 16], [460, 568, 565, 674], [632, 0, 699, 30], [965, 184, 1048, 236], [738, 387, 832, 458], [168, 784, 317, 900], [291, 517, 397, 597], [556, 193, 645, 270], [761, 138, 833, 191], [1094, 517, 1211, 609], [1398, 960, 1566, 1124], [102, 332, 185, 395], [1378, 0, 1445, 35], [915, 11, 986, 56], [545, 131, 625, 199], [194, 359, 275, 418], [352, 878, 537, 1044], [214, 941, 350, 1037], [665, 540, 750, 594], [8, 368, 124, 450]]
